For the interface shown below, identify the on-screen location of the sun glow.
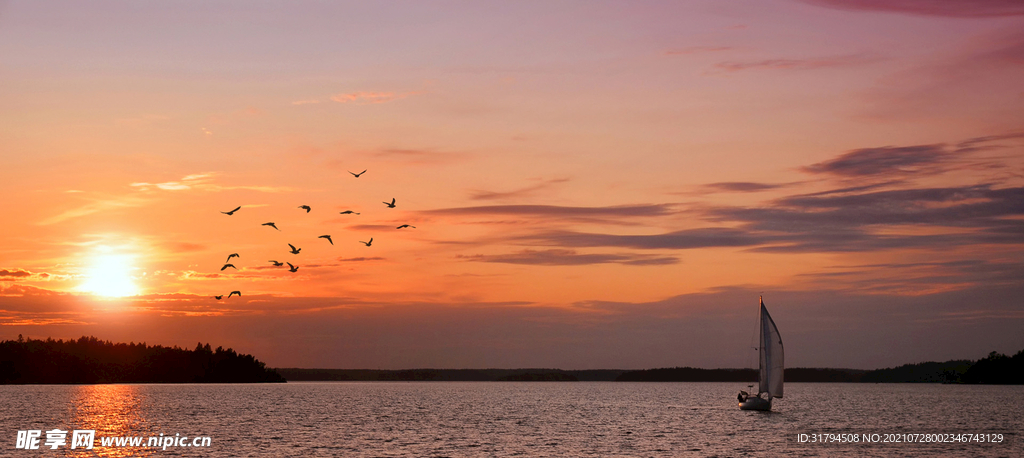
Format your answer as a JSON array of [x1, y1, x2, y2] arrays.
[[80, 254, 140, 297]]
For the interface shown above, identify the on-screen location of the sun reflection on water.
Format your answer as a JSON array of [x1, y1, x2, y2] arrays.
[[66, 385, 153, 457]]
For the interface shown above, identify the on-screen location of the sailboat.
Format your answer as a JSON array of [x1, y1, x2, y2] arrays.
[[738, 296, 784, 411]]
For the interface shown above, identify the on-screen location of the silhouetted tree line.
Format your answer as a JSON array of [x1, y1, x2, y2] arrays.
[[959, 350, 1024, 384], [0, 335, 284, 384], [858, 360, 972, 383], [614, 349, 1024, 384], [276, 368, 623, 381], [615, 367, 756, 382], [612, 367, 866, 382]]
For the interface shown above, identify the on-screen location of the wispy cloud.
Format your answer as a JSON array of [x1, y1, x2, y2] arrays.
[[665, 46, 734, 56], [801, 0, 1024, 18], [131, 173, 294, 193], [469, 178, 570, 201], [520, 228, 769, 251], [160, 242, 207, 253], [424, 204, 676, 218], [337, 257, 385, 262], [802, 134, 1023, 179], [693, 181, 801, 194], [457, 249, 678, 266], [131, 173, 215, 191], [330, 91, 422, 104], [802, 144, 950, 177], [856, 29, 1024, 121], [371, 148, 471, 166], [37, 195, 150, 225], [712, 54, 879, 73], [796, 259, 1024, 294]]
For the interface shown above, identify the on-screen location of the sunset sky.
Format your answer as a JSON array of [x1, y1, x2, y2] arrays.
[[2, 0, 1022, 370]]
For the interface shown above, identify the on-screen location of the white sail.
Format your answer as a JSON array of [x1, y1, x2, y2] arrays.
[[758, 297, 784, 398]]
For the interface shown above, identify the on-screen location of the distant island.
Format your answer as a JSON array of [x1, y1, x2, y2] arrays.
[[279, 348, 1023, 384], [0, 336, 284, 384]]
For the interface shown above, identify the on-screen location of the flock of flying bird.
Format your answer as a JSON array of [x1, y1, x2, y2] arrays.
[[212, 170, 415, 300]]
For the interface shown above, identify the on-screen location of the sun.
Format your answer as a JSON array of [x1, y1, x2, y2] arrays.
[[80, 254, 140, 297]]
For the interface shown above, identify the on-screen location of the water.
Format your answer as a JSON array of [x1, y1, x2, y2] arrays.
[[0, 382, 1020, 457]]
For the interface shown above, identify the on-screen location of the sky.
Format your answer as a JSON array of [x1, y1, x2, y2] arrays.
[[1, 0, 1022, 370]]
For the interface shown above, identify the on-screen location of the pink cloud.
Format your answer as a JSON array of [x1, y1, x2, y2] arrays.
[[802, 0, 1024, 18], [665, 46, 734, 56], [712, 54, 880, 72], [330, 91, 421, 104]]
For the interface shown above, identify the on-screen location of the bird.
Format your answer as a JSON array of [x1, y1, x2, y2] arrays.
[[214, 295, 223, 300], [269, 260, 283, 266], [262, 222, 280, 230], [299, 205, 311, 213], [339, 210, 360, 215], [288, 243, 301, 254], [228, 291, 241, 298], [287, 262, 299, 272], [396, 224, 416, 229], [383, 198, 396, 208], [319, 235, 333, 245], [226, 253, 239, 263], [360, 238, 373, 246], [221, 264, 237, 271], [349, 170, 367, 178], [221, 206, 241, 216]]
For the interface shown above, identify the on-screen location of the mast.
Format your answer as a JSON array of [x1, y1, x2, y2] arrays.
[[758, 296, 767, 396]]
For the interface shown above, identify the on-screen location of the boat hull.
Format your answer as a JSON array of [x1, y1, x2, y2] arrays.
[[739, 396, 772, 411]]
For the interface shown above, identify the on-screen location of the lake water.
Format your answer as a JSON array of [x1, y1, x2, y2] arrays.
[[0, 382, 1020, 457]]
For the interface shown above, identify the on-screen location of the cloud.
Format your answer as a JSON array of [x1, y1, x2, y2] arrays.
[[37, 195, 150, 225], [0, 284, 69, 297], [292, 99, 320, 105], [371, 148, 472, 166], [521, 228, 770, 250], [712, 55, 879, 73], [0, 269, 32, 278], [131, 172, 293, 193], [503, 135, 1023, 255], [802, 144, 950, 177], [160, 242, 207, 253], [795, 259, 1024, 294], [694, 184, 1024, 253], [955, 132, 1024, 154], [345, 224, 399, 231], [330, 91, 421, 104], [337, 257, 385, 262], [469, 178, 570, 201], [855, 29, 1024, 122], [424, 204, 676, 218], [665, 46, 734, 55], [800, 0, 1024, 18], [696, 182, 796, 193], [456, 249, 678, 266], [802, 134, 1023, 179], [131, 173, 215, 191]]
